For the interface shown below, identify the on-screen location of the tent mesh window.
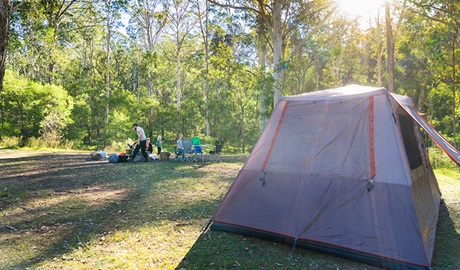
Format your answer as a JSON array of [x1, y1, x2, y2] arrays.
[[398, 111, 423, 170]]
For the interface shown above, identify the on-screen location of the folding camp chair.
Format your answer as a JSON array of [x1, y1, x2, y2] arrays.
[[182, 139, 194, 162], [208, 142, 223, 162], [174, 146, 185, 161], [192, 145, 204, 162]]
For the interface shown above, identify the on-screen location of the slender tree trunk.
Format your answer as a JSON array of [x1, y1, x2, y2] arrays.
[[273, 0, 283, 107], [176, 42, 181, 136], [258, 13, 267, 133], [385, 1, 395, 92], [146, 4, 154, 137], [377, 48, 383, 87], [148, 69, 154, 137], [48, 33, 57, 84], [417, 84, 425, 112], [241, 103, 245, 153], [0, 0, 11, 93], [375, 13, 384, 87], [86, 37, 95, 144], [452, 29, 457, 148], [205, 0, 210, 136], [105, 0, 111, 145]]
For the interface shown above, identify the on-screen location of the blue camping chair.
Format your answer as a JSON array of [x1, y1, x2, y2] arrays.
[[192, 145, 204, 162]]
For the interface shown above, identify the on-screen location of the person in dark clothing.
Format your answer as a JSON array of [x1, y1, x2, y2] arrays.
[[130, 123, 149, 162]]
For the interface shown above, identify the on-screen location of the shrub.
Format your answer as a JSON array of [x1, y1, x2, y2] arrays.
[[429, 147, 458, 169], [0, 136, 21, 149]]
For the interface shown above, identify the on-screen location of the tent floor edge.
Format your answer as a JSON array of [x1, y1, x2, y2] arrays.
[[210, 222, 431, 270]]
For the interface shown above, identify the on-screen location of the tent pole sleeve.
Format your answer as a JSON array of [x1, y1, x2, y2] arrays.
[[369, 96, 376, 179], [262, 101, 289, 172]]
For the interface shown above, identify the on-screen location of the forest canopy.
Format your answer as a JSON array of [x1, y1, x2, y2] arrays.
[[0, 0, 459, 153]]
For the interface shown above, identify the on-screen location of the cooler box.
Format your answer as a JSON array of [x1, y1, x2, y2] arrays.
[[160, 152, 170, 161]]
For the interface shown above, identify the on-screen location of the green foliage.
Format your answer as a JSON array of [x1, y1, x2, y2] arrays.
[[0, 70, 74, 146], [107, 110, 132, 145], [3, 0, 460, 152], [429, 146, 459, 170], [0, 136, 21, 149]]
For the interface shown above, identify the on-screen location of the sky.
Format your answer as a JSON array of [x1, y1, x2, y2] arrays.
[[335, 0, 386, 27]]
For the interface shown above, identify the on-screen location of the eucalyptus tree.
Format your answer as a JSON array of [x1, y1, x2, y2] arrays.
[[165, 0, 199, 136], [208, 0, 335, 123], [150, 38, 181, 140], [409, 0, 460, 146], [123, 0, 167, 136], [384, 0, 407, 93], [101, 0, 126, 145], [397, 10, 436, 112], [0, 0, 25, 93], [105, 0, 112, 144], [367, 10, 386, 87], [27, 0, 80, 84], [0, 0, 11, 93], [190, 0, 211, 136]]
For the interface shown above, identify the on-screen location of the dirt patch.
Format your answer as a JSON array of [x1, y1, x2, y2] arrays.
[[0, 150, 127, 226]]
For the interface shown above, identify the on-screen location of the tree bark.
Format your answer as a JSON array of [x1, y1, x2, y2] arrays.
[[259, 41, 267, 132], [105, 0, 112, 145], [273, 0, 283, 107], [205, 0, 210, 136], [452, 29, 457, 148], [385, 1, 395, 93], [0, 0, 11, 93]]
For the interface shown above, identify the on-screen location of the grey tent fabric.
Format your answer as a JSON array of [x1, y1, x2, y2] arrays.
[[210, 85, 451, 270]]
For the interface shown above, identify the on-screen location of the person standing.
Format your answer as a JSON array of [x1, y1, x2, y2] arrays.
[[155, 135, 163, 154], [177, 134, 184, 152], [176, 134, 184, 160], [130, 123, 149, 162]]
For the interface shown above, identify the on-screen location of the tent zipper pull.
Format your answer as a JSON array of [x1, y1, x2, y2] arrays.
[[260, 171, 267, 186], [367, 179, 374, 193]]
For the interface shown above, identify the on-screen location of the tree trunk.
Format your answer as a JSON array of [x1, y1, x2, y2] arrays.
[[258, 13, 267, 133], [148, 69, 154, 136], [452, 29, 457, 148], [105, 0, 111, 145], [205, 0, 210, 136], [385, 1, 395, 93], [377, 48, 383, 87], [0, 0, 11, 93], [273, 0, 283, 107], [241, 103, 245, 153], [176, 42, 182, 136]]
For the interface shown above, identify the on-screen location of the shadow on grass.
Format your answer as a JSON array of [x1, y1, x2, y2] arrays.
[[0, 151, 244, 269], [176, 196, 460, 270], [2, 151, 459, 269], [432, 200, 460, 269], [176, 229, 390, 270]]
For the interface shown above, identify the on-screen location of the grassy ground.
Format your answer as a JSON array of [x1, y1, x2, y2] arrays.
[[0, 149, 459, 270]]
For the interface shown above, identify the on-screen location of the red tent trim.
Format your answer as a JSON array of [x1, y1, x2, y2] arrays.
[[369, 96, 376, 179], [262, 101, 289, 172]]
